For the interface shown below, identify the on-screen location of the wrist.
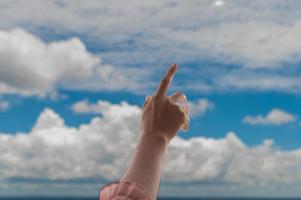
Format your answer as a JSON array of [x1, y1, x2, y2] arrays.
[[139, 131, 168, 148]]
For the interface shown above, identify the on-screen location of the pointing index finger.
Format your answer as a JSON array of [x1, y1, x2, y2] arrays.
[[155, 64, 178, 98]]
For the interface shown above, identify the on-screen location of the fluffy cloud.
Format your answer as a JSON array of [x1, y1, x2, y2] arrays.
[[0, 103, 141, 182], [0, 28, 98, 96], [71, 99, 116, 114], [0, 28, 150, 97], [187, 99, 214, 117], [243, 108, 296, 125], [2, 100, 301, 196]]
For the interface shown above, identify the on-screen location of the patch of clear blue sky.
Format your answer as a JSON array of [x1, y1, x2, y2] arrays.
[[1, 90, 301, 150]]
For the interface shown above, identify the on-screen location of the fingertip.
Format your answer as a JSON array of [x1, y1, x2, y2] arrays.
[[167, 64, 178, 78], [170, 63, 179, 71], [156, 64, 179, 97], [143, 95, 152, 109]]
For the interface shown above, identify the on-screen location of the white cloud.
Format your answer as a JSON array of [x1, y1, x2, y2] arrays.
[[167, 20, 301, 68], [70, 99, 141, 119], [217, 74, 301, 93], [213, 0, 225, 7], [0, 28, 98, 96], [0, 28, 150, 97], [71, 99, 121, 115], [71, 99, 98, 114], [2, 1, 301, 94], [0, 102, 141, 182], [0, 100, 9, 111], [243, 108, 296, 125], [2, 100, 301, 196], [187, 99, 214, 117], [2, 0, 301, 68]]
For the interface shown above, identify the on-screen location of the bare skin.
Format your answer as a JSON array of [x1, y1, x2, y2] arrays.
[[120, 64, 189, 200]]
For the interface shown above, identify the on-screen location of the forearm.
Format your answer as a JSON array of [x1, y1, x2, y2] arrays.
[[120, 132, 167, 200]]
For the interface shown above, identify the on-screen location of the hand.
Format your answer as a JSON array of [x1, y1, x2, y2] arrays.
[[139, 64, 189, 146]]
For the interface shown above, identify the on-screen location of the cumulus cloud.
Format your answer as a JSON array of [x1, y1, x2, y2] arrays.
[[187, 99, 214, 117], [2, 100, 301, 196], [0, 102, 141, 182], [0, 28, 99, 96], [71, 99, 121, 115], [0, 28, 150, 97], [243, 108, 296, 125]]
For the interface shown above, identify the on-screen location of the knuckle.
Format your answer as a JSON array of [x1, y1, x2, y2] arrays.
[[154, 93, 162, 100], [175, 105, 185, 116], [165, 97, 172, 104], [155, 94, 164, 100], [170, 103, 178, 110], [154, 97, 165, 105], [177, 106, 183, 113], [174, 105, 182, 115]]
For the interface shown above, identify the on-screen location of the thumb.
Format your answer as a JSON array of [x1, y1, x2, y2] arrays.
[[142, 95, 152, 109]]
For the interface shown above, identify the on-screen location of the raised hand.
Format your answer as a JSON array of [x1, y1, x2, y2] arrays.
[[140, 64, 189, 145]]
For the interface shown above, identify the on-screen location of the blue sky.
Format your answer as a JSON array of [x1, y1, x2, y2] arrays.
[[2, 0, 301, 197]]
